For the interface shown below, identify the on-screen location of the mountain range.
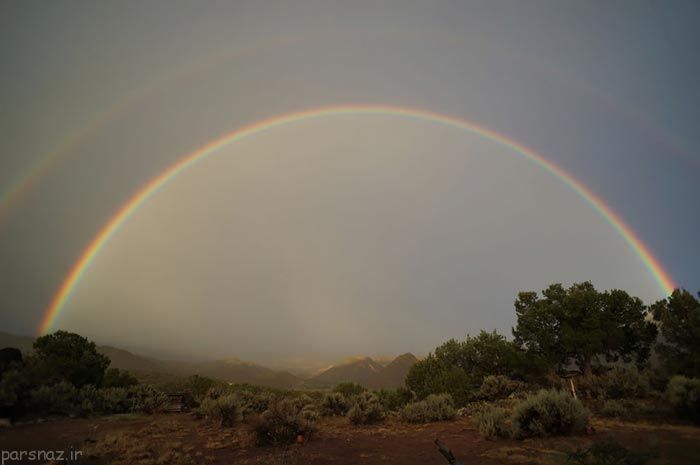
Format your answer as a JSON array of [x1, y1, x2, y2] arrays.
[[0, 331, 416, 390]]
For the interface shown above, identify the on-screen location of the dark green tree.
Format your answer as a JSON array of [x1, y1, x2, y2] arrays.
[[405, 330, 527, 405], [33, 331, 110, 388], [651, 289, 700, 377], [512, 282, 657, 374], [102, 368, 139, 388]]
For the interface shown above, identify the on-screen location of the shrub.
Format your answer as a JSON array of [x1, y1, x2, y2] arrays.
[[333, 382, 365, 397], [665, 375, 700, 423], [26, 381, 78, 416], [510, 389, 590, 439], [253, 398, 318, 445], [205, 384, 232, 400], [474, 407, 509, 439], [568, 439, 650, 465], [0, 369, 28, 411], [98, 387, 130, 413], [320, 392, 349, 416], [200, 394, 241, 426], [347, 392, 384, 425], [237, 391, 275, 417], [376, 387, 415, 411], [127, 385, 167, 413], [478, 375, 525, 401], [102, 368, 139, 388], [398, 394, 456, 423], [597, 366, 650, 399], [600, 400, 630, 418]]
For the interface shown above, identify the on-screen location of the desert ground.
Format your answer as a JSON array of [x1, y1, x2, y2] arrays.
[[1, 413, 698, 465]]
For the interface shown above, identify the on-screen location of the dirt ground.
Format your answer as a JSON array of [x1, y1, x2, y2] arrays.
[[0, 414, 698, 465]]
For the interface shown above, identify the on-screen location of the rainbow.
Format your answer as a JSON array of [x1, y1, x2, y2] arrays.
[[38, 104, 676, 334]]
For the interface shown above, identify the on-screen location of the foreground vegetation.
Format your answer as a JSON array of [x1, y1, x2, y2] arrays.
[[1, 282, 698, 463]]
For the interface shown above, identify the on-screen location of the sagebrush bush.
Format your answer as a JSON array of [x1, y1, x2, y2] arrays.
[[237, 391, 274, 417], [252, 398, 318, 445], [510, 389, 590, 439], [597, 366, 651, 399], [398, 394, 456, 423], [347, 392, 384, 425], [127, 384, 167, 413], [320, 392, 349, 416], [478, 375, 525, 401], [205, 385, 232, 400], [600, 400, 630, 418], [98, 387, 130, 413], [665, 375, 700, 423], [200, 394, 241, 426], [474, 407, 509, 439], [26, 381, 78, 416]]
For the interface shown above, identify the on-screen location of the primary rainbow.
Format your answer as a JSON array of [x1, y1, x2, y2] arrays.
[[38, 104, 676, 334]]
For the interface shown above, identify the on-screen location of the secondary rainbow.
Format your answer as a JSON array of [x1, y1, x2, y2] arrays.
[[38, 104, 676, 334]]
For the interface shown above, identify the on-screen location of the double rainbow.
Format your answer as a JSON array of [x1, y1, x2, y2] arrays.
[[38, 104, 676, 334]]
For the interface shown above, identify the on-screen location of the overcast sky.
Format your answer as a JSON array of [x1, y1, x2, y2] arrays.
[[1, 1, 698, 363]]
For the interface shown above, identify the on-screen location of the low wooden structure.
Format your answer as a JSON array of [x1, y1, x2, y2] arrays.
[[163, 393, 189, 413]]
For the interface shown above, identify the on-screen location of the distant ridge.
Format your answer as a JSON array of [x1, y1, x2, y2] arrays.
[[0, 331, 416, 390], [307, 353, 418, 389]]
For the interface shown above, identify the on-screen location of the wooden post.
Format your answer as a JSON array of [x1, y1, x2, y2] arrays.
[[435, 439, 464, 465], [569, 377, 578, 400]]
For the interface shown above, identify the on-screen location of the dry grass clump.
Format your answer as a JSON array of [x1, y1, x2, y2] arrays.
[[474, 407, 509, 439]]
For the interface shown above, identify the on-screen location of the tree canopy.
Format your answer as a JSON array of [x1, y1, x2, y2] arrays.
[[405, 331, 527, 405], [512, 282, 657, 373], [651, 289, 700, 378], [33, 330, 110, 387]]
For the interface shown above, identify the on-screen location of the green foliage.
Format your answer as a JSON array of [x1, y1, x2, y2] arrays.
[[405, 331, 526, 406], [26, 381, 78, 416], [103, 368, 139, 388], [200, 394, 241, 426], [652, 289, 700, 378], [33, 331, 111, 388], [474, 407, 509, 439], [97, 387, 130, 413], [600, 400, 630, 418], [597, 366, 650, 399], [510, 389, 590, 439], [320, 392, 349, 416], [0, 368, 29, 409], [347, 391, 385, 425], [665, 375, 700, 423], [252, 398, 319, 445], [568, 439, 650, 465], [398, 393, 456, 423], [478, 375, 525, 401], [333, 382, 365, 397], [181, 375, 223, 400], [513, 282, 657, 373], [237, 390, 275, 417], [127, 384, 167, 413], [376, 386, 415, 411]]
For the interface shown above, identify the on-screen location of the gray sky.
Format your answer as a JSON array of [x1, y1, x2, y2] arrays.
[[1, 1, 698, 363]]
